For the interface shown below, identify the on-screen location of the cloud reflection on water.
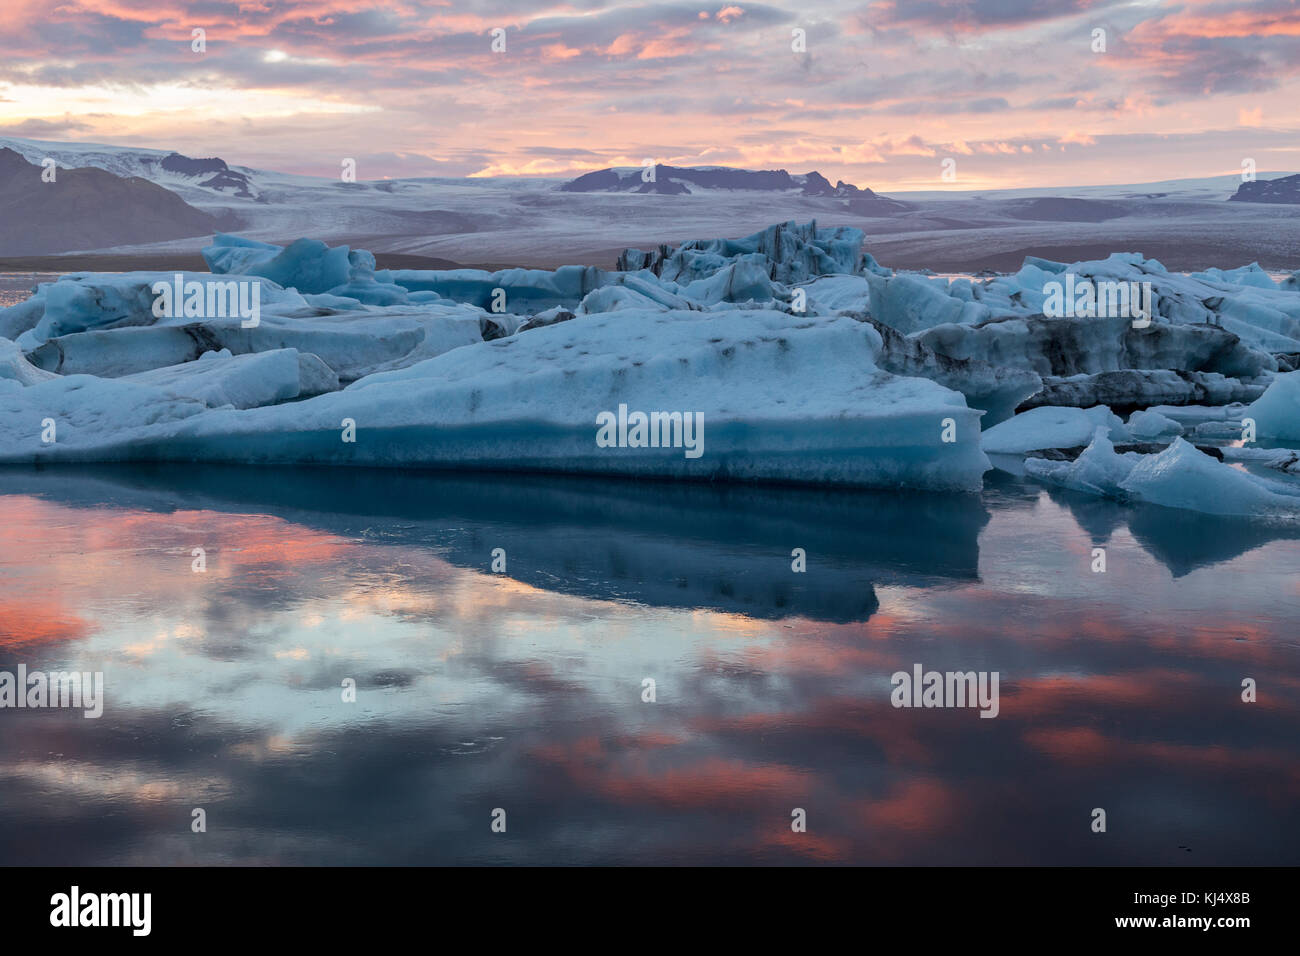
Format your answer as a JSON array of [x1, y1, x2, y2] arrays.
[[0, 466, 1296, 864]]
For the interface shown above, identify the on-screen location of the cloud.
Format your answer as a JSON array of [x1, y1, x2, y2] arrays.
[[866, 0, 1111, 33], [0, 0, 1295, 187], [0, 116, 95, 136]]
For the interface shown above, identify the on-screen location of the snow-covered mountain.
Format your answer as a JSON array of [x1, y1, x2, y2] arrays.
[[0, 137, 266, 204], [1230, 173, 1300, 204], [558, 164, 885, 198], [2, 136, 1299, 272]]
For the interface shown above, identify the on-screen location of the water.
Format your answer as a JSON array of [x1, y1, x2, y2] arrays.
[[0, 464, 1297, 865], [0, 274, 58, 309]]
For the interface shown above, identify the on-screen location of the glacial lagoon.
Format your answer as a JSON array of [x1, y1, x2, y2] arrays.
[[1, 464, 1297, 865]]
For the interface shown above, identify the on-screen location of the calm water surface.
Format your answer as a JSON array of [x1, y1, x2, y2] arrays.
[[0, 465, 1297, 865]]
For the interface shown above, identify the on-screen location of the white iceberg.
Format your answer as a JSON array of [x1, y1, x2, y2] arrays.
[[982, 405, 1129, 454], [1244, 369, 1300, 441], [0, 310, 991, 491], [1121, 439, 1300, 516], [1126, 409, 1184, 440], [0, 336, 57, 385], [1024, 426, 1141, 497], [1027, 431, 1300, 516], [121, 348, 338, 409]]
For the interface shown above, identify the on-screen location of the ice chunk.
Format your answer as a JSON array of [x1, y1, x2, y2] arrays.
[[856, 314, 1041, 426], [1120, 439, 1300, 516], [1191, 264, 1278, 290], [1026, 431, 1300, 516], [677, 259, 775, 305], [12, 271, 311, 350], [917, 315, 1273, 379], [1024, 427, 1141, 497], [799, 275, 871, 315], [1244, 370, 1300, 440], [24, 304, 486, 382], [0, 336, 57, 385], [121, 348, 338, 409], [0, 296, 44, 340], [1222, 446, 1300, 475], [618, 221, 865, 285], [1145, 402, 1249, 424], [577, 274, 695, 314], [206, 235, 414, 304], [982, 405, 1129, 454], [0, 374, 207, 460], [222, 237, 350, 293], [865, 273, 990, 333], [379, 264, 604, 314], [201, 234, 283, 274], [0, 310, 992, 491], [1023, 369, 1263, 410], [1126, 409, 1184, 440]]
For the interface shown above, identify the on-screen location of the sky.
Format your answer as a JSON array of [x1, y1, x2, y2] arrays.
[[1, 0, 1298, 190]]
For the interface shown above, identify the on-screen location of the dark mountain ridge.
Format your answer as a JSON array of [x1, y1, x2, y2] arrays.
[[0, 147, 220, 256], [560, 164, 883, 198]]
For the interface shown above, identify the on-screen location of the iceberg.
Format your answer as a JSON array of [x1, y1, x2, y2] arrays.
[[1126, 409, 1184, 440], [1027, 431, 1300, 516], [1024, 427, 1141, 497], [0, 336, 57, 385], [617, 220, 866, 284], [1121, 439, 1300, 516], [378, 264, 604, 314], [1245, 369, 1300, 441], [1022, 369, 1264, 410], [121, 348, 337, 409], [2, 221, 1298, 511], [982, 405, 1129, 454], [0, 374, 207, 455], [0, 309, 991, 491], [864, 272, 991, 334]]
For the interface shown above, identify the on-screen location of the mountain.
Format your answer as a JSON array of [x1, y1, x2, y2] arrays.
[[155, 152, 258, 198], [559, 164, 883, 198], [0, 137, 265, 202], [0, 147, 219, 255], [1229, 173, 1300, 204]]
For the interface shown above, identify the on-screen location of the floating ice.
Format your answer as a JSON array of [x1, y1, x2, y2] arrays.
[[0, 309, 991, 491], [1027, 431, 1300, 516], [0, 336, 57, 385], [618, 220, 865, 284], [1126, 409, 1184, 440], [1121, 438, 1300, 516], [2, 221, 1298, 508], [1024, 427, 1141, 496], [1244, 369, 1300, 441], [981, 405, 1129, 454], [121, 348, 337, 409]]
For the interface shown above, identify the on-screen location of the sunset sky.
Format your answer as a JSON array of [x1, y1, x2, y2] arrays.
[[2, 0, 1298, 189]]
